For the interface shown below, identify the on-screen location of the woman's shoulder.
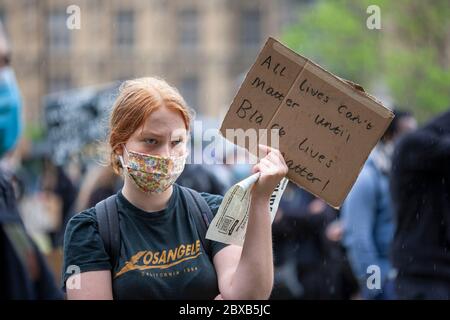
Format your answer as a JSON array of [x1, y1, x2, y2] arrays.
[[62, 206, 112, 289], [65, 207, 99, 233], [71, 206, 98, 220], [63, 206, 109, 261], [197, 191, 223, 215], [176, 184, 224, 215]]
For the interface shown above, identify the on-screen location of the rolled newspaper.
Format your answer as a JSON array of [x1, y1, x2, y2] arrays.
[[206, 173, 289, 246]]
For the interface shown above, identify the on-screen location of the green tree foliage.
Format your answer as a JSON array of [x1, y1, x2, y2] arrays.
[[283, 0, 450, 120]]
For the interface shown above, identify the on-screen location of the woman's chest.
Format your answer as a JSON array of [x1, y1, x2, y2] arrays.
[[111, 212, 219, 299]]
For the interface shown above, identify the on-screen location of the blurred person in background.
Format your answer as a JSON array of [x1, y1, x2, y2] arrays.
[[15, 153, 76, 279], [225, 147, 255, 185], [390, 109, 450, 299], [40, 156, 77, 248], [341, 109, 417, 299], [0, 20, 62, 299], [271, 183, 359, 299], [176, 127, 233, 195], [176, 164, 227, 196], [74, 163, 122, 212]]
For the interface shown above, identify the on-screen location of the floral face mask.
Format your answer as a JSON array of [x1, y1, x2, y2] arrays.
[[119, 146, 186, 194]]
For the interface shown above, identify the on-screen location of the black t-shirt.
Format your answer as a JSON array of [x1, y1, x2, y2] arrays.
[[62, 184, 229, 299]]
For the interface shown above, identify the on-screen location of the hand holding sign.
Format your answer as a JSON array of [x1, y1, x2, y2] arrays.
[[251, 144, 289, 200]]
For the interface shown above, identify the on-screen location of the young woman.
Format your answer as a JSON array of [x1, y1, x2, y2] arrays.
[[62, 77, 288, 300]]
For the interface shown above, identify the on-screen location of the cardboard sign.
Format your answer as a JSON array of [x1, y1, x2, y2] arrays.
[[220, 38, 394, 208]]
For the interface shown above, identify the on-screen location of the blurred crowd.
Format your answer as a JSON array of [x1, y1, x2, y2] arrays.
[[1, 20, 450, 300]]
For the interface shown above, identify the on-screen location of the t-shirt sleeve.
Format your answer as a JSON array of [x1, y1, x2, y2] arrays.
[[61, 209, 111, 290], [199, 192, 230, 257]]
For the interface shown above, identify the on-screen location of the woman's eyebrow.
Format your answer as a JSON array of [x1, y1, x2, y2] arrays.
[[140, 129, 186, 138], [140, 131, 166, 138]]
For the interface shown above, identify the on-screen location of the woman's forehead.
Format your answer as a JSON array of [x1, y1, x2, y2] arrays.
[[139, 107, 187, 137]]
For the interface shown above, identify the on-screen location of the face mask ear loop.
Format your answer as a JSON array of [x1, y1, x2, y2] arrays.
[[119, 155, 125, 169], [119, 144, 129, 168]]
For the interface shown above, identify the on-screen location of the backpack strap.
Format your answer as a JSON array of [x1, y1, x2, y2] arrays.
[[179, 186, 214, 259], [95, 195, 120, 269]]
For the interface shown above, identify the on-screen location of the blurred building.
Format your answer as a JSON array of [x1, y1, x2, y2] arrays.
[[0, 0, 305, 131]]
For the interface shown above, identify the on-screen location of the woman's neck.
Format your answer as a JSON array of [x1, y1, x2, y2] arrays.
[[121, 178, 173, 213]]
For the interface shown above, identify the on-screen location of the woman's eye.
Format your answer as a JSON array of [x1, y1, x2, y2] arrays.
[[145, 138, 158, 145], [171, 139, 182, 146]]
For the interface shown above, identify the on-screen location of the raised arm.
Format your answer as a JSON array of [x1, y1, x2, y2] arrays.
[[213, 145, 288, 299]]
